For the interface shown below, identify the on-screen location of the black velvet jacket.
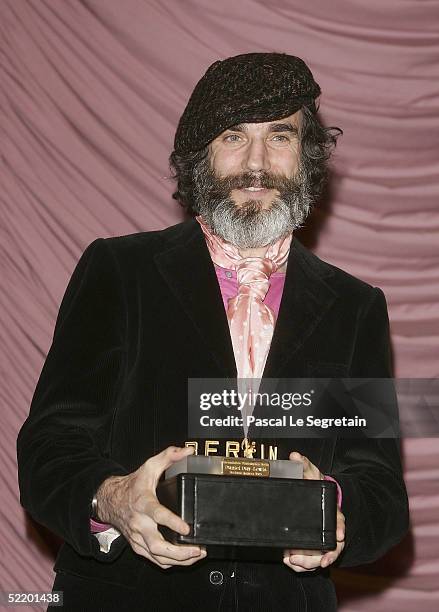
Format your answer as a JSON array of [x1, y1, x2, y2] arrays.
[[17, 219, 409, 611]]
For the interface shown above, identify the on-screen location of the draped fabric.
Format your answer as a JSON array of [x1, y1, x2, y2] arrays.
[[1, 1, 438, 609]]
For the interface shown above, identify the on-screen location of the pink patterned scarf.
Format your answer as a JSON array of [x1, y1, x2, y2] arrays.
[[197, 216, 292, 380]]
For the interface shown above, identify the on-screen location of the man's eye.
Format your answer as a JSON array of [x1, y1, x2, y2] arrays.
[[272, 134, 290, 142], [224, 134, 241, 142]]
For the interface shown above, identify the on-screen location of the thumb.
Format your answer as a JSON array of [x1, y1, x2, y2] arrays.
[[289, 451, 303, 463], [151, 445, 194, 473]]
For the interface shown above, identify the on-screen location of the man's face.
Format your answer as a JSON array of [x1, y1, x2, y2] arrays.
[[208, 112, 301, 211], [193, 110, 315, 249]]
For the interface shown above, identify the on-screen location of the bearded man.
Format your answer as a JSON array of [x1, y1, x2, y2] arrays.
[[17, 53, 409, 611]]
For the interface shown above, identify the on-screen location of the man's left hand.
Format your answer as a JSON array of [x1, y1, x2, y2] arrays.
[[283, 451, 345, 572]]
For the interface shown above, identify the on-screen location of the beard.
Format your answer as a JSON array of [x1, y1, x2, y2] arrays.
[[192, 157, 315, 249]]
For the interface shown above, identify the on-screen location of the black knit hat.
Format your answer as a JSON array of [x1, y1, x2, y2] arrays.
[[174, 52, 321, 154]]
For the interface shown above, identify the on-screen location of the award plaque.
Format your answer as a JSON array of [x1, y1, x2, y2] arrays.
[[157, 453, 337, 560]]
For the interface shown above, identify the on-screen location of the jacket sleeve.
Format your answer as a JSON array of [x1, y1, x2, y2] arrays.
[[332, 287, 409, 567], [17, 239, 130, 562]]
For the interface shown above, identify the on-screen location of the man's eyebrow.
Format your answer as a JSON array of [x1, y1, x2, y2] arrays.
[[225, 122, 298, 134], [267, 122, 298, 134]]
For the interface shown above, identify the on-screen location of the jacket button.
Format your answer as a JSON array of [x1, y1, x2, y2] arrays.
[[209, 570, 224, 585]]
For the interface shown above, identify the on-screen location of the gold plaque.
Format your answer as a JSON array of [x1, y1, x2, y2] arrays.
[[222, 458, 270, 477]]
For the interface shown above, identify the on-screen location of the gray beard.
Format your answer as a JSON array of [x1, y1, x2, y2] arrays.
[[193, 158, 314, 249]]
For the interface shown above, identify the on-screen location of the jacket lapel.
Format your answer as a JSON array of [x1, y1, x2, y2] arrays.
[[263, 237, 338, 378], [154, 220, 237, 377], [257, 240, 339, 464]]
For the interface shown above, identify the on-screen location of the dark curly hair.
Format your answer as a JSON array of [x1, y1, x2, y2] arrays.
[[169, 104, 342, 215]]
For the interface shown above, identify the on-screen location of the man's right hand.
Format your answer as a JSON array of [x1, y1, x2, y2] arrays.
[[95, 446, 207, 569]]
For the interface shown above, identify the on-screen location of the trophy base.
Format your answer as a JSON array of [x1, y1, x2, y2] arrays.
[[157, 473, 337, 560]]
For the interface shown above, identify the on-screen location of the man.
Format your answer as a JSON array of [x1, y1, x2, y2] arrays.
[[17, 53, 409, 611]]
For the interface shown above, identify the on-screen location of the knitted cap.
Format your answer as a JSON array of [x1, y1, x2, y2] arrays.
[[174, 52, 321, 154]]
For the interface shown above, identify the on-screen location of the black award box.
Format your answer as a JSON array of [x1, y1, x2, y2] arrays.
[[156, 455, 337, 560]]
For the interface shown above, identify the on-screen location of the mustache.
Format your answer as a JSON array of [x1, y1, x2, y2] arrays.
[[213, 171, 295, 191]]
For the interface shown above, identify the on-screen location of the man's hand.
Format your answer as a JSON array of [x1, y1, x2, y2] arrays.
[[95, 446, 207, 569], [283, 451, 345, 572]]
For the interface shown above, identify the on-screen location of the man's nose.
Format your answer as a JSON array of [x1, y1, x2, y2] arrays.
[[242, 139, 270, 172]]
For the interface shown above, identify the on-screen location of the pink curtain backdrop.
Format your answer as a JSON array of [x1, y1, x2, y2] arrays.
[[1, 1, 438, 609]]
